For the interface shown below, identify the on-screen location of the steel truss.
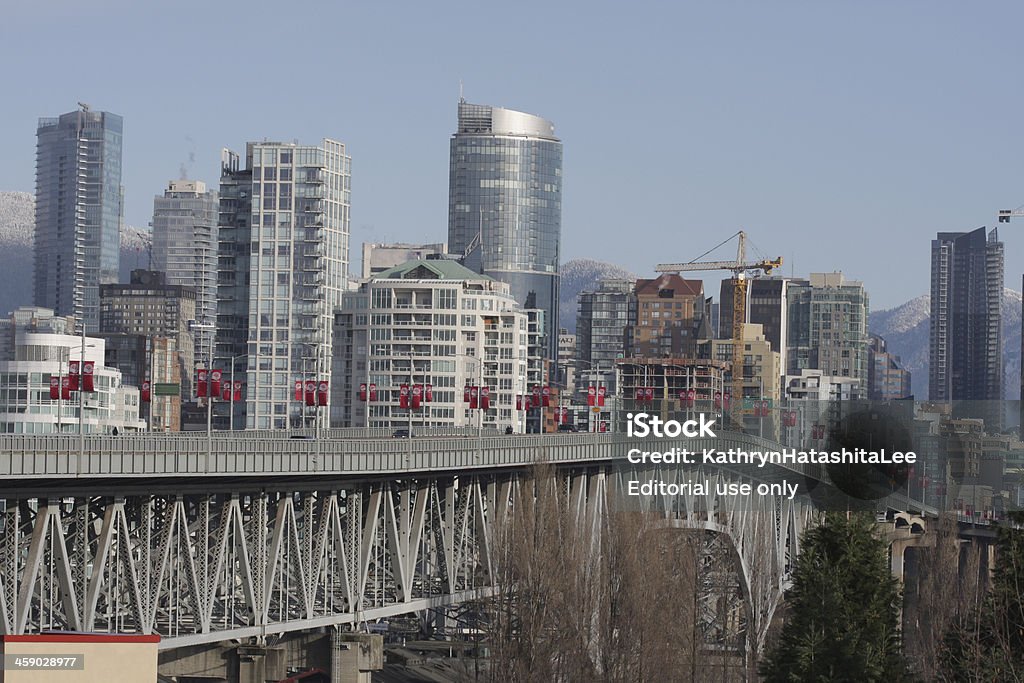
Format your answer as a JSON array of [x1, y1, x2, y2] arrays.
[[615, 464, 818, 661], [0, 454, 816, 662], [0, 469, 608, 650]]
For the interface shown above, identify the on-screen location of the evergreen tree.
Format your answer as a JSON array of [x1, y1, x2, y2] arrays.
[[760, 512, 911, 682]]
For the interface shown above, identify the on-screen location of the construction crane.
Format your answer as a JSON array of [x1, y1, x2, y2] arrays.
[[998, 207, 1024, 223], [655, 231, 783, 426]]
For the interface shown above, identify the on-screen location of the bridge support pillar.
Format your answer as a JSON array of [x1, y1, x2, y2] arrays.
[[236, 644, 285, 683], [333, 632, 384, 683]]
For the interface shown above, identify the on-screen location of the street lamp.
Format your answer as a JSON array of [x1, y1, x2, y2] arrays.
[[454, 352, 485, 439], [216, 352, 248, 431], [574, 359, 609, 434], [70, 337, 97, 472], [189, 320, 216, 458], [295, 341, 324, 432]]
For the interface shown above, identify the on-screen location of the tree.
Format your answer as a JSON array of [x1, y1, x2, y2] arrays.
[[760, 512, 911, 682], [903, 514, 983, 682], [940, 511, 1024, 682]]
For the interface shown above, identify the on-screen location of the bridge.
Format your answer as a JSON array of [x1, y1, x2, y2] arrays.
[[0, 429, 941, 679]]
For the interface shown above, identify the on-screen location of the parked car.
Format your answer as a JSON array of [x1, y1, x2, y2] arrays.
[[557, 423, 579, 433], [392, 429, 414, 438]]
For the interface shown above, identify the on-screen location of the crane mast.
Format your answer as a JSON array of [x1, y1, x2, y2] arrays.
[[655, 231, 783, 428]]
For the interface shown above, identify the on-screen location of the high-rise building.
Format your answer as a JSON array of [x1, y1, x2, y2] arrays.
[[868, 334, 911, 401], [332, 260, 535, 432], [99, 269, 196, 430], [708, 323, 782, 437], [720, 277, 790, 369], [576, 279, 634, 371], [627, 274, 704, 358], [929, 227, 1003, 425], [151, 179, 219, 353], [34, 105, 123, 332], [217, 140, 351, 430], [786, 272, 869, 397], [448, 100, 562, 359]]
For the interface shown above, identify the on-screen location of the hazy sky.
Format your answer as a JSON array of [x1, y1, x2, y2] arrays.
[[2, 1, 1023, 309]]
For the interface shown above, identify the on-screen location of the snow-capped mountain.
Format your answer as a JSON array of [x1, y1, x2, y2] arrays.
[[869, 290, 1022, 400], [558, 258, 637, 332], [0, 191, 152, 316]]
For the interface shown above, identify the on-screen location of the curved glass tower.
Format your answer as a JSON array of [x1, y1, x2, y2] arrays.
[[448, 100, 562, 358]]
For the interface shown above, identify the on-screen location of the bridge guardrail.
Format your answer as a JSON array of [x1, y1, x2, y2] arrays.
[[0, 432, 825, 484]]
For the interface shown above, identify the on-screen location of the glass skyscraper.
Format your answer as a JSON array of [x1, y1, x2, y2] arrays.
[[151, 179, 219, 357], [217, 140, 351, 430], [448, 100, 562, 359], [34, 105, 123, 332], [929, 227, 1003, 427]]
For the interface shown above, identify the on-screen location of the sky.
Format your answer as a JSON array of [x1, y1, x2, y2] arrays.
[[2, 0, 1023, 309]]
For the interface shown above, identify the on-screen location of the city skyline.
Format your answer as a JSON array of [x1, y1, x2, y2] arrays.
[[3, 3, 1024, 309]]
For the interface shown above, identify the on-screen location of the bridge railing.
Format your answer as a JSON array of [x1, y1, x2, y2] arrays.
[[0, 432, 622, 479], [0, 431, 826, 483]]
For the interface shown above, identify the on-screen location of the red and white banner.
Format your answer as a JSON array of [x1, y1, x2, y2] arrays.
[[233, 380, 243, 402], [400, 384, 410, 409], [686, 388, 696, 408], [480, 386, 490, 410], [68, 361, 80, 391], [560, 407, 569, 424], [61, 376, 71, 400], [524, 394, 533, 410], [464, 385, 471, 403], [317, 380, 329, 407], [305, 380, 317, 407], [197, 369, 208, 398], [210, 369, 223, 397], [359, 383, 367, 401], [644, 387, 654, 403], [141, 380, 151, 403], [411, 384, 422, 409], [425, 384, 433, 402], [516, 394, 523, 411], [587, 386, 596, 407], [221, 381, 231, 402], [368, 383, 377, 401], [295, 380, 304, 401], [635, 387, 644, 402], [50, 376, 60, 400], [541, 386, 551, 407], [723, 392, 731, 410], [597, 386, 606, 407], [82, 361, 95, 392], [714, 390, 722, 409], [469, 386, 479, 410]]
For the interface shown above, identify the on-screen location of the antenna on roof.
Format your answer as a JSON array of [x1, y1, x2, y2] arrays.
[[77, 102, 90, 112], [459, 80, 465, 103]]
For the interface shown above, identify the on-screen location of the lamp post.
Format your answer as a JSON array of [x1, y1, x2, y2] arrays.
[[71, 337, 96, 470], [217, 352, 247, 431], [189, 320, 216, 458], [454, 352, 484, 439], [574, 359, 606, 434]]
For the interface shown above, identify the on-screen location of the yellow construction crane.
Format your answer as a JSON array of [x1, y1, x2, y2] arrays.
[[655, 231, 782, 426]]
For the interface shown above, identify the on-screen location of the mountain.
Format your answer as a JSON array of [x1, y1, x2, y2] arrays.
[[558, 259, 637, 332], [0, 192, 152, 316], [869, 289, 1022, 400]]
